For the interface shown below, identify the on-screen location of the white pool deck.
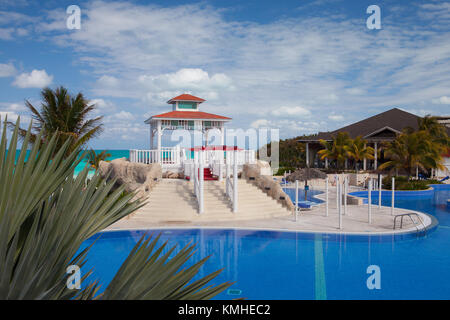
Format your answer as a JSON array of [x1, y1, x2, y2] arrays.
[[106, 180, 433, 235]]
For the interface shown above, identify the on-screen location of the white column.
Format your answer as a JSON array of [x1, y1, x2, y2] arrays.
[[199, 150, 204, 214], [325, 177, 329, 217], [295, 180, 299, 221], [226, 150, 230, 197], [368, 179, 372, 224], [391, 177, 395, 216], [149, 121, 153, 150], [233, 148, 238, 213], [220, 125, 225, 146], [378, 174, 382, 209], [325, 157, 328, 169], [374, 142, 378, 170], [335, 174, 339, 209], [306, 142, 309, 168], [157, 120, 162, 163], [363, 143, 367, 171], [344, 176, 348, 215], [338, 180, 342, 230]]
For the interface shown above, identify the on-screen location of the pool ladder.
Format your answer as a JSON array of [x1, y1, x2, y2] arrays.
[[393, 213, 427, 234]]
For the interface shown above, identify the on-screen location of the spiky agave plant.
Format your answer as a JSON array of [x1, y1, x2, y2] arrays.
[[0, 118, 232, 300]]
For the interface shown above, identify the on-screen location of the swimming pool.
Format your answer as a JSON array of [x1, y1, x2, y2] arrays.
[[81, 184, 450, 299]]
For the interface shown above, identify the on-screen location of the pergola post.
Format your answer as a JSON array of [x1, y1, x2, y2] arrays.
[[374, 142, 378, 170], [363, 143, 367, 171], [306, 142, 310, 168]]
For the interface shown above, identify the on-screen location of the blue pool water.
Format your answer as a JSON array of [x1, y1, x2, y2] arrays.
[[80, 184, 450, 299], [283, 187, 324, 207]]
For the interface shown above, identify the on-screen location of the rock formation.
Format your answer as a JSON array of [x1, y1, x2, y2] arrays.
[[98, 158, 162, 197]]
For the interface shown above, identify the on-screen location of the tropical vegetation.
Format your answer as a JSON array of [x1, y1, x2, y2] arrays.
[[87, 149, 111, 169], [379, 115, 449, 180], [317, 132, 374, 172], [8, 86, 103, 157], [382, 176, 442, 191], [0, 118, 231, 300]]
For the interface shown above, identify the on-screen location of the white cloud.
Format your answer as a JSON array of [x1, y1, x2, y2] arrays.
[[250, 119, 270, 129], [432, 96, 450, 104], [13, 69, 53, 88], [0, 102, 25, 112], [328, 114, 344, 121], [271, 106, 311, 117], [112, 111, 134, 120], [137, 68, 233, 105], [0, 63, 16, 77], [0, 111, 19, 122]]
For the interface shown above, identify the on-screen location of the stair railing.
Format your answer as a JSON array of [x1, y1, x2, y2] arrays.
[[193, 149, 204, 214], [226, 147, 238, 213]]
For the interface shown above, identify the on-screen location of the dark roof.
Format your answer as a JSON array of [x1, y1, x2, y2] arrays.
[[299, 108, 421, 142]]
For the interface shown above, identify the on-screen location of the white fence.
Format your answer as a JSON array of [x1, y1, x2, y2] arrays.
[[129, 147, 180, 165], [130, 147, 256, 167]]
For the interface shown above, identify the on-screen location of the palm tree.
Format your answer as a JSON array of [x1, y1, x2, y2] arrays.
[[318, 132, 351, 171], [346, 136, 374, 172], [419, 115, 449, 145], [378, 129, 444, 180], [0, 118, 231, 299], [87, 149, 111, 169], [8, 86, 103, 156]]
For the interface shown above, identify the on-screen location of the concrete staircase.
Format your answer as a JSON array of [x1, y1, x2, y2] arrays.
[[132, 179, 292, 223]]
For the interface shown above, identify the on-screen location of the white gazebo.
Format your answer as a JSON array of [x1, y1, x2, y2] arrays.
[[129, 94, 256, 172]]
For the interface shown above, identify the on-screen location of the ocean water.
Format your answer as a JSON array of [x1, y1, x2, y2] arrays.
[[74, 150, 129, 176], [12, 149, 129, 176]]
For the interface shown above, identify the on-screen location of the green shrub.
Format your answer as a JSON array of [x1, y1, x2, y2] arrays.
[[382, 176, 442, 190], [275, 167, 297, 176]]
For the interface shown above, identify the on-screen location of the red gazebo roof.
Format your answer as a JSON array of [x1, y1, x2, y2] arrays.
[[152, 110, 231, 120], [167, 94, 205, 103]]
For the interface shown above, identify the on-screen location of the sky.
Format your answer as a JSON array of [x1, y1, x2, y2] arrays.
[[0, 0, 449, 149]]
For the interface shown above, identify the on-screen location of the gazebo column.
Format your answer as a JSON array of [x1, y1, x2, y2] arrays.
[[157, 120, 162, 163], [149, 121, 153, 150], [220, 125, 225, 146], [306, 143, 310, 168], [374, 142, 378, 170]]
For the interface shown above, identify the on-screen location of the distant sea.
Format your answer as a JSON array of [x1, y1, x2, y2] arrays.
[[13, 149, 130, 177], [74, 150, 129, 176]]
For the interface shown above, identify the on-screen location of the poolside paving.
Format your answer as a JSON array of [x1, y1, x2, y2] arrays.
[[107, 180, 432, 235]]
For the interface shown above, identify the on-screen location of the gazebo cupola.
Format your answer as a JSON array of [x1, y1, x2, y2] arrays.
[[144, 93, 232, 151]]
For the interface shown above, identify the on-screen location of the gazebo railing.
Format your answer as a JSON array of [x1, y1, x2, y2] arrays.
[[130, 147, 256, 167]]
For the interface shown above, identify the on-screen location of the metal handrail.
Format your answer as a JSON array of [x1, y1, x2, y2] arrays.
[[393, 212, 426, 233]]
